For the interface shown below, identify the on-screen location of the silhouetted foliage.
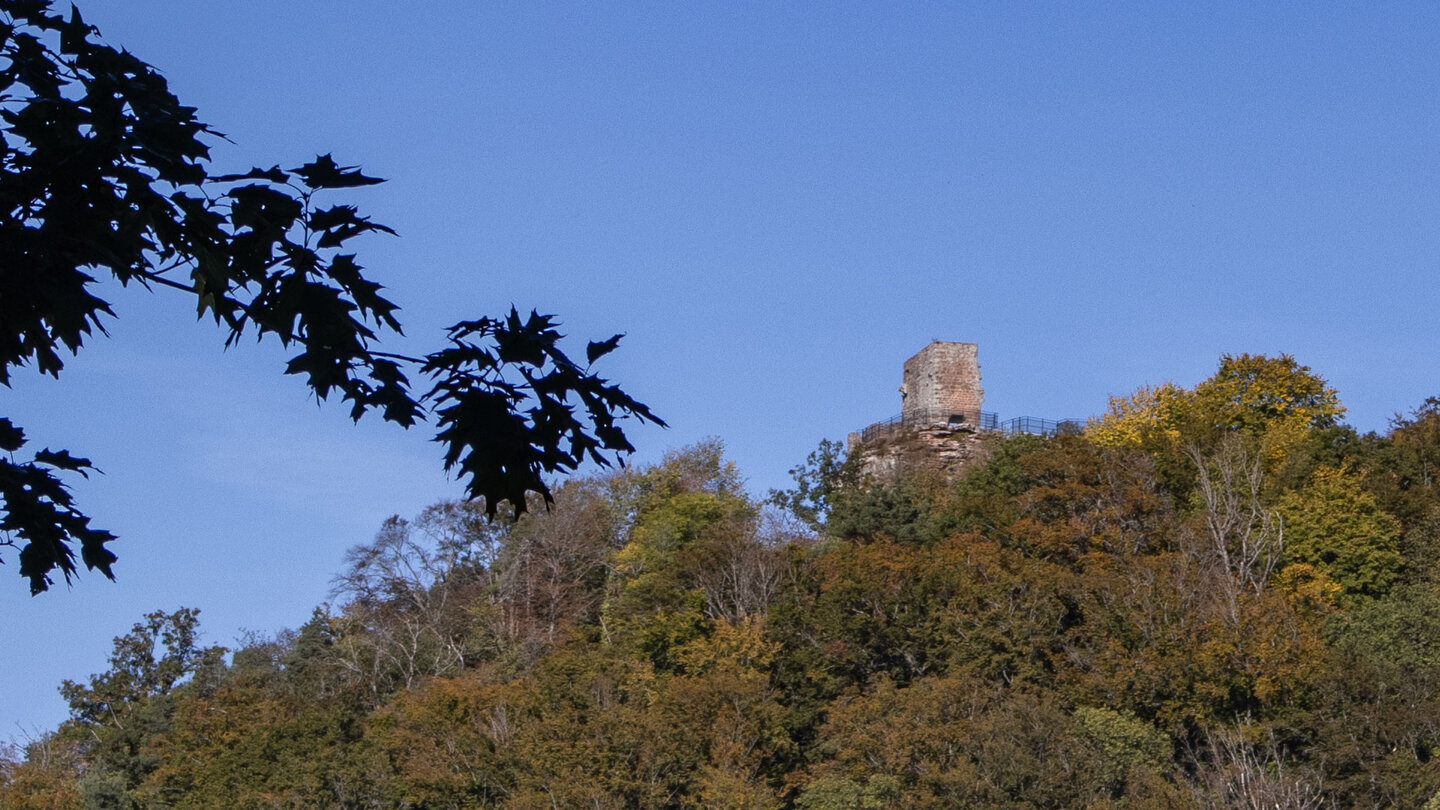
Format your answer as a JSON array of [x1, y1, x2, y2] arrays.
[[0, 0, 662, 593]]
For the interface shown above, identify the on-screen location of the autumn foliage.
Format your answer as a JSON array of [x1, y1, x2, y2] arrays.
[[6, 356, 1440, 808]]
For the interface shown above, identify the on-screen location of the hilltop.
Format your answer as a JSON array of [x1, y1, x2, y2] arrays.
[[4, 353, 1440, 808]]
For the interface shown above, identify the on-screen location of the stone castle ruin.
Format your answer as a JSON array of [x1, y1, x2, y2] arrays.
[[849, 341, 1079, 479], [900, 341, 984, 431]]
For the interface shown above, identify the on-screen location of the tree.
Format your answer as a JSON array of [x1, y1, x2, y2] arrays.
[[1089, 354, 1343, 456], [1088, 382, 1192, 452], [1089, 354, 1345, 497], [797, 674, 1169, 808], [602, 442, 755, 671], [1278, 467, 1402, 601], [0, 0, 662, 594], [1187, 436, 1284, 617], [327, 512, 482, 696], [1366, 397, 1440, 527], [466, 480, 617, 669], [58, 608, 223, 727], [1318, 584, 1440, 806], [0, 734, 84, 810], [1191, 722, 1325, 810], [769, 438, 855, 532], [54, 608, 226, 808]]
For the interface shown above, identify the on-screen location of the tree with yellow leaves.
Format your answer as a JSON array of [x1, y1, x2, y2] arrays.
[[1089, 354, 1345, 489]]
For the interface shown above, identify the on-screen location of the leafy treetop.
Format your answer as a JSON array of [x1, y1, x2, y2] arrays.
[[1089, 353, 1342, 454]]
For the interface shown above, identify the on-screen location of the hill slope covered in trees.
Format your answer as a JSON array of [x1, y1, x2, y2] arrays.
[[5, 355, 1440, 808]]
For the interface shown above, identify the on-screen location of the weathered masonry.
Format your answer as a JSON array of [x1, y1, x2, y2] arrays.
[[849, 341, 1082, 480], [850, 340, 994, 450], [847, 341, 991, 479], [900, 341, 984, 430]]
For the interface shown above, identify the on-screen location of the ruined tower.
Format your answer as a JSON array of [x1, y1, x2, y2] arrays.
[[848, 341, 990, 480], [900, 341, 983, 429]]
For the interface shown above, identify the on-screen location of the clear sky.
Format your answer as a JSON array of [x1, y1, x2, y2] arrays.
[[5, 1, 1439, 737]]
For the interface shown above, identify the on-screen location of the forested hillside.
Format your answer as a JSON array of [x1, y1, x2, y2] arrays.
[[5, 355, 1440, 809]]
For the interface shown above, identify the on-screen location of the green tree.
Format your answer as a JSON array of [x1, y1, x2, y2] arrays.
[[53, 609, 225, 808], [657, 619, 790, 808], [58, 609, 222, 727], [798, 674, 1174, 809], [0, 0, 661, 594], [1316, 584, 1440, 806], [826, 471, 946, 546], [1071, 706, 1173, 799], [147, 680, 388, 809], [1278, 467, 1402, 600], [602, 442, 754, 671], [769, 438, 856, 532], [1366, 397, 1440, 526]]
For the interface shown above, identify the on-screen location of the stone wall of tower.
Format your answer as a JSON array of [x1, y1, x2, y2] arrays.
[[900, 341, 983, 428]]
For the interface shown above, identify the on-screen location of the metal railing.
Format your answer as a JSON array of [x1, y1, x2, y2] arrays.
[[855, 411, 1083, 442], [998, 416, 1084, 437], [858, 414, 905, 443], [858, 409, 1003, 443]]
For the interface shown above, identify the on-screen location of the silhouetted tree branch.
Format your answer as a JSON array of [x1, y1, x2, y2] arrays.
[[0, 0, 662, 594]]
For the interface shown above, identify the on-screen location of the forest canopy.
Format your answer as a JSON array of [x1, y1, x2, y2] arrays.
[[6, 356, 1440, 808]]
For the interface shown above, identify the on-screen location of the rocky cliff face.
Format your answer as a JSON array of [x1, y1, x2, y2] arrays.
[[851, 424, 991, 481]]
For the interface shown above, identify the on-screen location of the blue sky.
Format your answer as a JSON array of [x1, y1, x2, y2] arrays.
[[5, 1, 1439, 736]]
